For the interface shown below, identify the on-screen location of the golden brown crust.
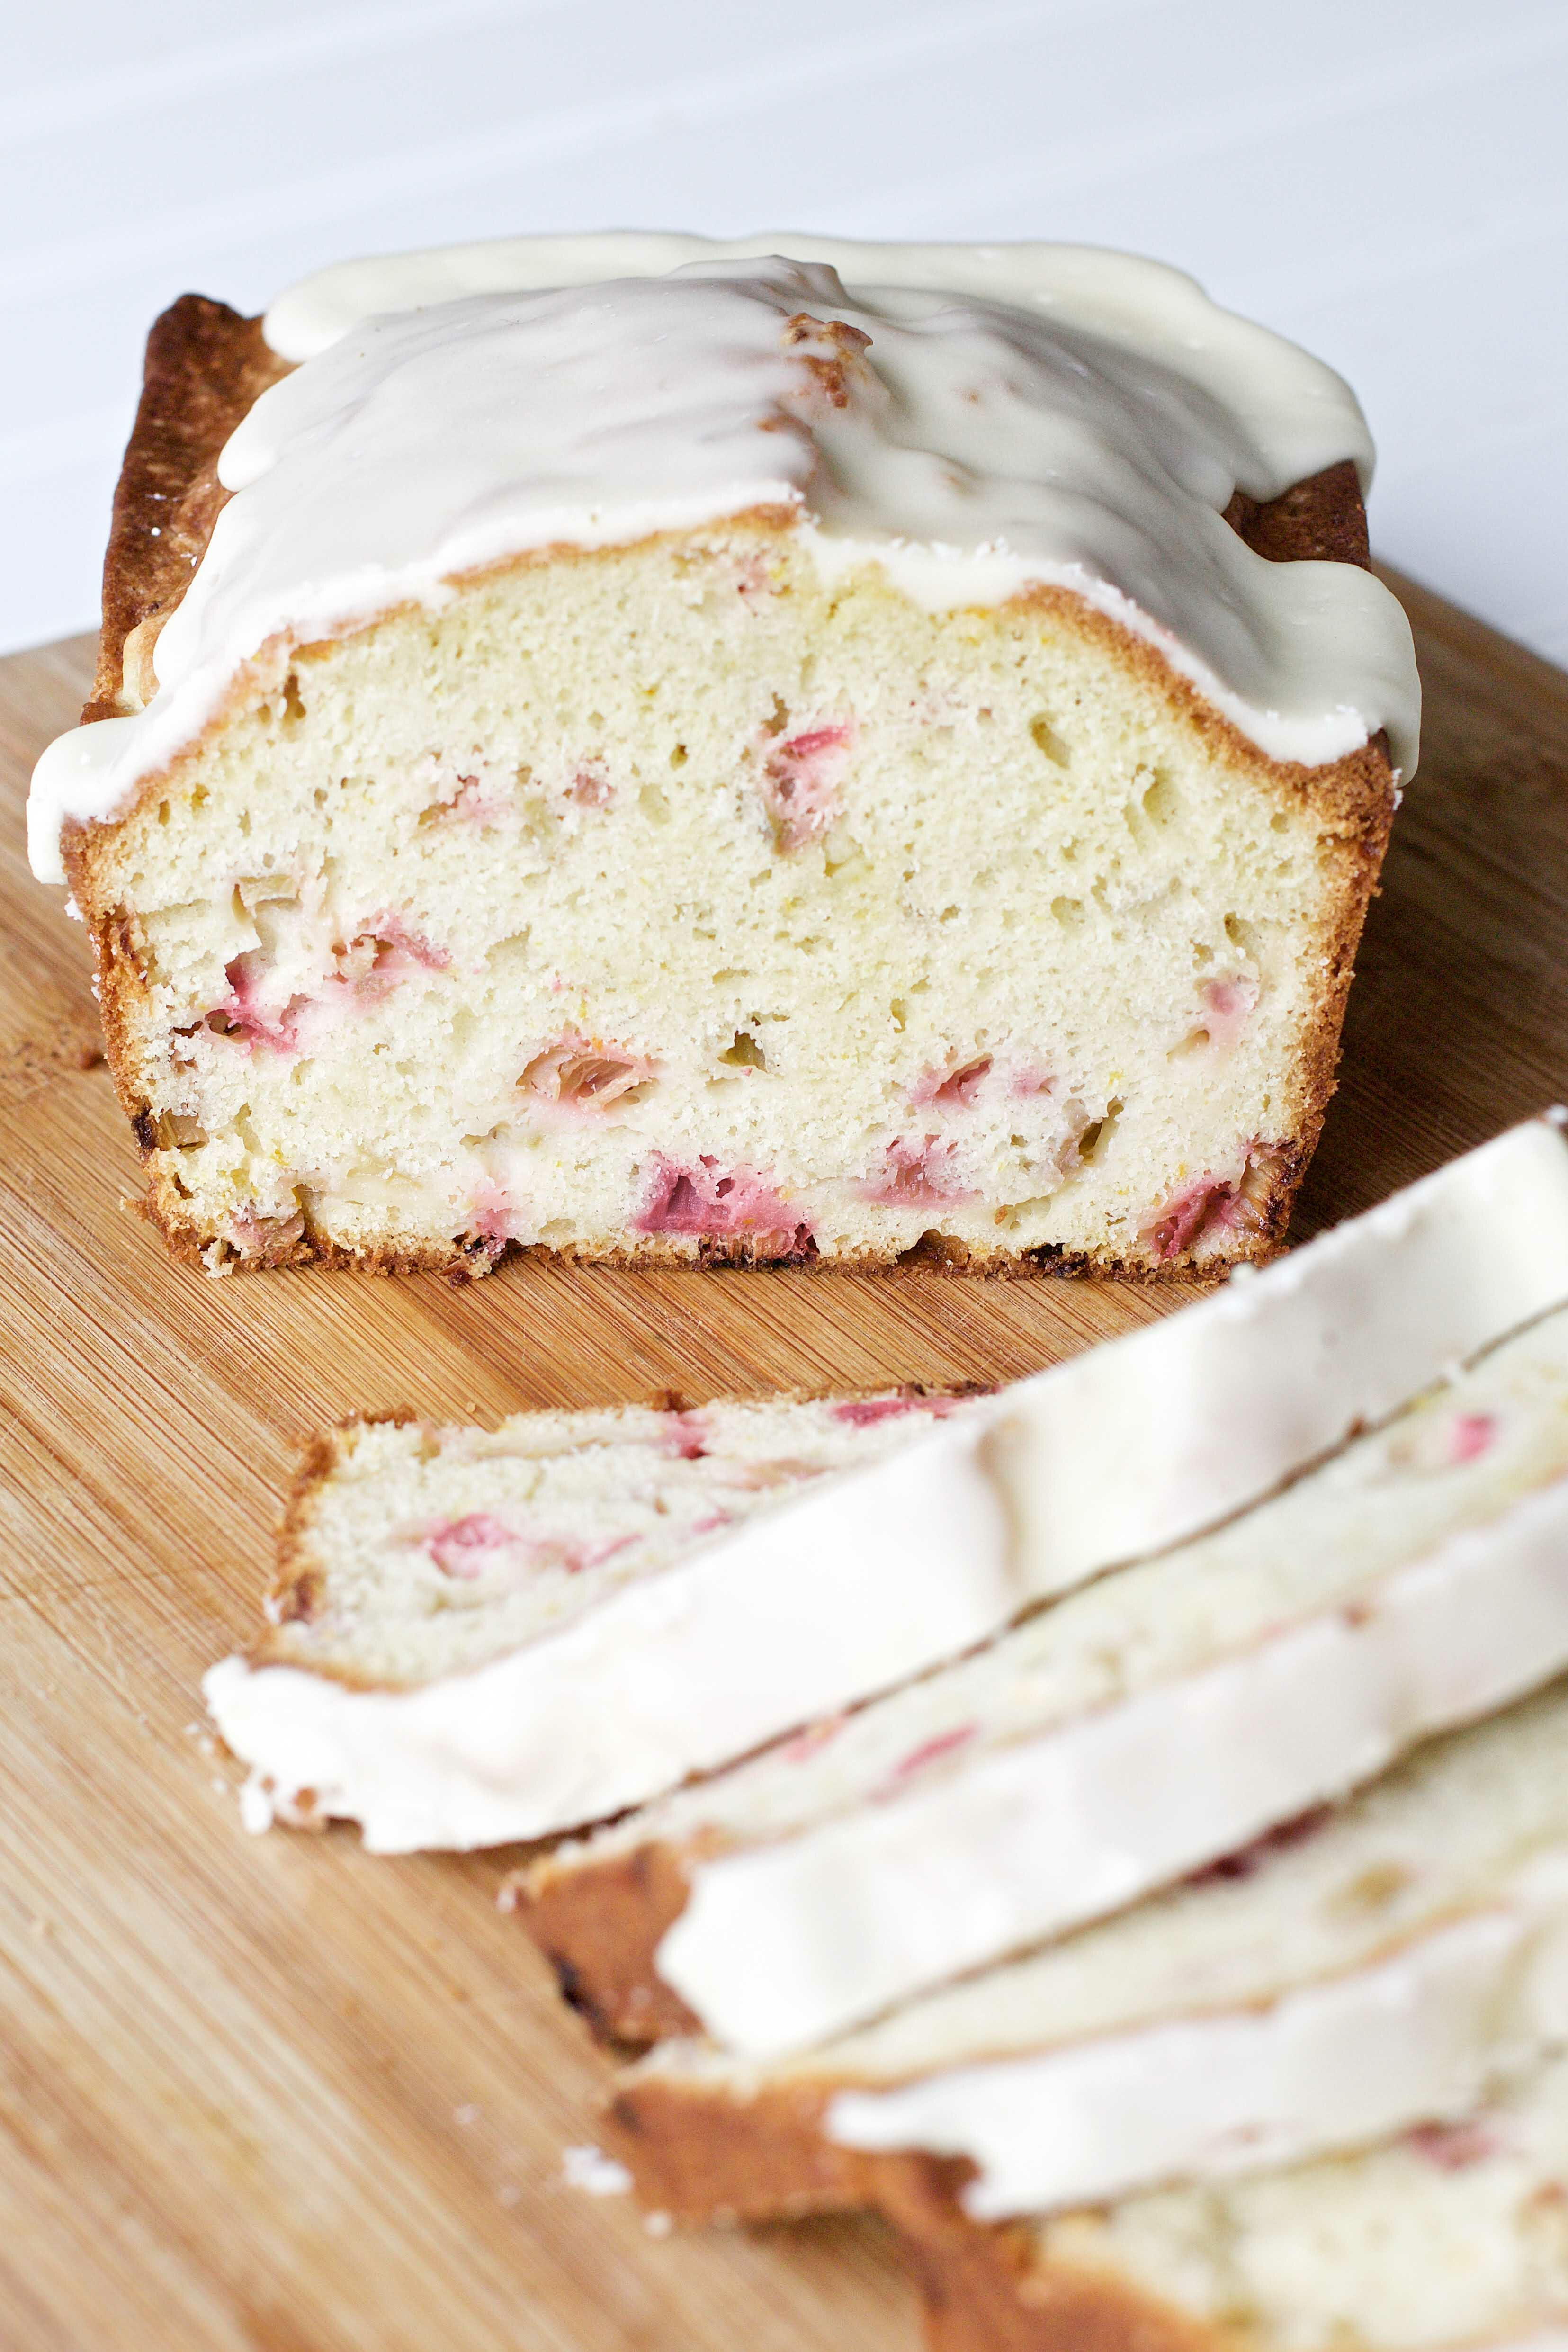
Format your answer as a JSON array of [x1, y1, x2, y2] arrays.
[[604, 2067, 979, 2234], [522, 1842, 703, 2043], [265, 1423, 357, 1633], [1223, 458, 1370, 572], [605, 2072, 1235, 2351], [521, 1833, 704, 2046], [118, 1179, 1301, 1284], [88, 296, 291, 724], [70, 298, 1395, 1278], [904, 2222, 1229, 2352]]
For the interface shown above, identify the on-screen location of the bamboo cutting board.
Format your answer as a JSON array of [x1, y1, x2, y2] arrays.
[[2, 575, 1567, 2352]]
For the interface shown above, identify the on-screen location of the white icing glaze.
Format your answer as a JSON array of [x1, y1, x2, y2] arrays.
[[204, 1416, 1018, 1853], [654, 1468, 1568, 2057], [992, 1113, 1568, 1597], [29, 233, 1419, 883], [28, 715, 142, 886], [204, 1120, 1568, 1854], [826, 1869, 1568, 2218]]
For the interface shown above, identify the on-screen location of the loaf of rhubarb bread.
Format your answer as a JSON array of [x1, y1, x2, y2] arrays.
[[204, 1122, 1568, 1856], [29, 232, 1418, 1275]]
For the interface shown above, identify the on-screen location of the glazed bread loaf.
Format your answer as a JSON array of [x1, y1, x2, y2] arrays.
[[601, 1681, 1568, 2226], [29, 233, 1418, 1275], [525, 1302, 1568, 2057], [204, 1122, 1568, 1856]]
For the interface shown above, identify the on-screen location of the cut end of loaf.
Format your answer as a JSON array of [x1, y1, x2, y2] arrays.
[[202, 1387, 981, 1854], [250, 1389, 964, 1690], [63, 292, 1394, 1279]]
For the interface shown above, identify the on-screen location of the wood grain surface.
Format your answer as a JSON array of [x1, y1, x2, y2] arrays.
[[2, 576, 1566, 2351]]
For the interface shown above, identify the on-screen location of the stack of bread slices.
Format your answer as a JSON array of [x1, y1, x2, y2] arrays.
[[208, 1114, 1568, 2352]]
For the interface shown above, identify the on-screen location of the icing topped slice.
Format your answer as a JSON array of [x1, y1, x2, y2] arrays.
[[29, 234, 1418, 883]]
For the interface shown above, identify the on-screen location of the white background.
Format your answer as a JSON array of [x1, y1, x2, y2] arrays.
[[7, 0, 1566, 664]]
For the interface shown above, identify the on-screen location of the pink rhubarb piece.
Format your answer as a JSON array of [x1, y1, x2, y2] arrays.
[[520, 1034, 656, 1113], [760, 718, 855, 851], [864, 1137, 976, 1209], [636, 1156, 812, 1257]]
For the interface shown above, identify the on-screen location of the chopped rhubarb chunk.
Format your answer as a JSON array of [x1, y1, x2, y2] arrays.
[[426, 1513, 518, 1579], [539, 1532, 639, 1577], [208, 916, 448, 1050], [335, 918, 450, 998], [1143, 1147, 1280, 1261], [833, 1397, 923, 1427], [636, 1156, 812, 1258], [1406, 2120, 1499, 2171], [864, 1137, 976, 1209], [780, 1714, 847, 1764], [911, 1056, 993, 1110], [364, 916, 449, 974], [1196, 973, 1260, 1052], [207, 953, 306, 1054], [733, 551, 777, 604], [469, 1181, 523, 1247], [1448, 1412, 1497, 1465], [833, 1391, 964, 1427], [1146, 1174, 1238, 1260], [661, 1411, 710, 1462], [759, 717, 855, 851], [427, 1515, 637, 1580], [568, 766, 613, 808], [521, 1035, 656, 1113], [886, 1724, 978, 1787], [443, 772, 503, 822]]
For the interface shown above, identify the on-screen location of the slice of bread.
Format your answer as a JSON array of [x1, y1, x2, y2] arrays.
[[205, 1387, 980, 1850], [904, 2051, 1568, 2352], [521, 1301, 1568, 2056], [600, 1681, 1568, 2225], [30, 237, 1418, 1275], [204, 1123, 1568, 1856]]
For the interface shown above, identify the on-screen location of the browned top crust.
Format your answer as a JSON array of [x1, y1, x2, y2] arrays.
[[87, 295, 291, 724], [1222, 459, 1370, 571], [87, 296, 1373, 730]]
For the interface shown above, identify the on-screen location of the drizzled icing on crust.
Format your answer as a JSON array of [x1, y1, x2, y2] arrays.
[[28, 233, 1419, 884]]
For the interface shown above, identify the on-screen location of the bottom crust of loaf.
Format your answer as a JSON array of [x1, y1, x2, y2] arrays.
[[600, 2069, 1219, 2352], [604, 2065, 989, 2242], [137, 1203, 1234, 1284], [904, 2223, 1222, 2352]]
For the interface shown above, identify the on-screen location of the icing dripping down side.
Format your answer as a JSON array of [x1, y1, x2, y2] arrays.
[[28, 237, 1420, 883]]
